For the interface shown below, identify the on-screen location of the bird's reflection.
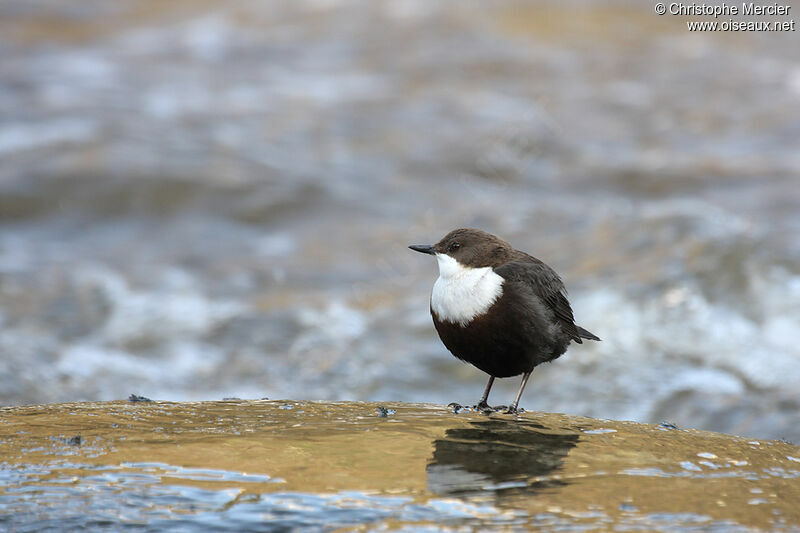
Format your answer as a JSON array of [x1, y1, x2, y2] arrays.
[[427, 419, 579, 497]]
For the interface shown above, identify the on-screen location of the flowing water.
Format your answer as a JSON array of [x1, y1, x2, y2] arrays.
[[1, 1, 800, 441], [2, 401, 799, 531]]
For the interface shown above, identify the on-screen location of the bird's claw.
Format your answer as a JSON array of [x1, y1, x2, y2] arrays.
[[474, 403, 513, 414], [448, 402, 465, 413], [475, 400, 491, 412], [452, 402, 525, 415]]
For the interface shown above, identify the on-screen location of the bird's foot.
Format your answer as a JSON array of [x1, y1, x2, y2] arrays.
[[474, 400, 493, 413], [503, 405, 525, 415], [448, 402, 466, 414], [473, 403, 514, 414]]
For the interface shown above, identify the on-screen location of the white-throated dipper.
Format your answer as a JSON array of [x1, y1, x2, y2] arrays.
[[410, 228, 599, 414]]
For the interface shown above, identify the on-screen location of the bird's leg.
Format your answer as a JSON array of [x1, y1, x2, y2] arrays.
[[505, 372, 532, 414], [475, 376, 495, 411]]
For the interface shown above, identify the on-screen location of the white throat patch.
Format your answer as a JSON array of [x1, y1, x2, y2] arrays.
[[430, 254, 504, 327]]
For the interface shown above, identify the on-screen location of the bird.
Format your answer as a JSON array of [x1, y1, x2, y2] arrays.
[[409, 228, 599, 414]]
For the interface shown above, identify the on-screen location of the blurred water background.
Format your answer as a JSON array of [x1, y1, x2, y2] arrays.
[[1, 0, 799, 440]]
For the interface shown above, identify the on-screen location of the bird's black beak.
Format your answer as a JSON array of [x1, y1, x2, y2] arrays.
[[408, 244, 436, 255]]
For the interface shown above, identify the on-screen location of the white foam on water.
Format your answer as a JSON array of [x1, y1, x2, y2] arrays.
[[254, 233, 297, 258], [76, 266, 243, 345], [292, 301, 368, 353], [181, 16, 236, 62], [787, 66, 800, 95], [0, 119, 98, 155], [58, 344, 154, 380], [56, 340, 229, 401], [42, 266, 243, 400], [549, 267, 800, 428]]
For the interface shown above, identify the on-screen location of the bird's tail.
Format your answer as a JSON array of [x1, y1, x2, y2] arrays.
[[576, 326, 600, 341]]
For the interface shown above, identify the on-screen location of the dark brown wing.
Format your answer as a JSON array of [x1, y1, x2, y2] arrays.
[[495, 258, 583, 343]]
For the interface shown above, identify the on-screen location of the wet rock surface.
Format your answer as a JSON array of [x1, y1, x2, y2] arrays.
[[1, 400, 798, 531]]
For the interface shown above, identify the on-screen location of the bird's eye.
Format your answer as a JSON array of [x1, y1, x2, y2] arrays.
[[448, 242, 461, 252]]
